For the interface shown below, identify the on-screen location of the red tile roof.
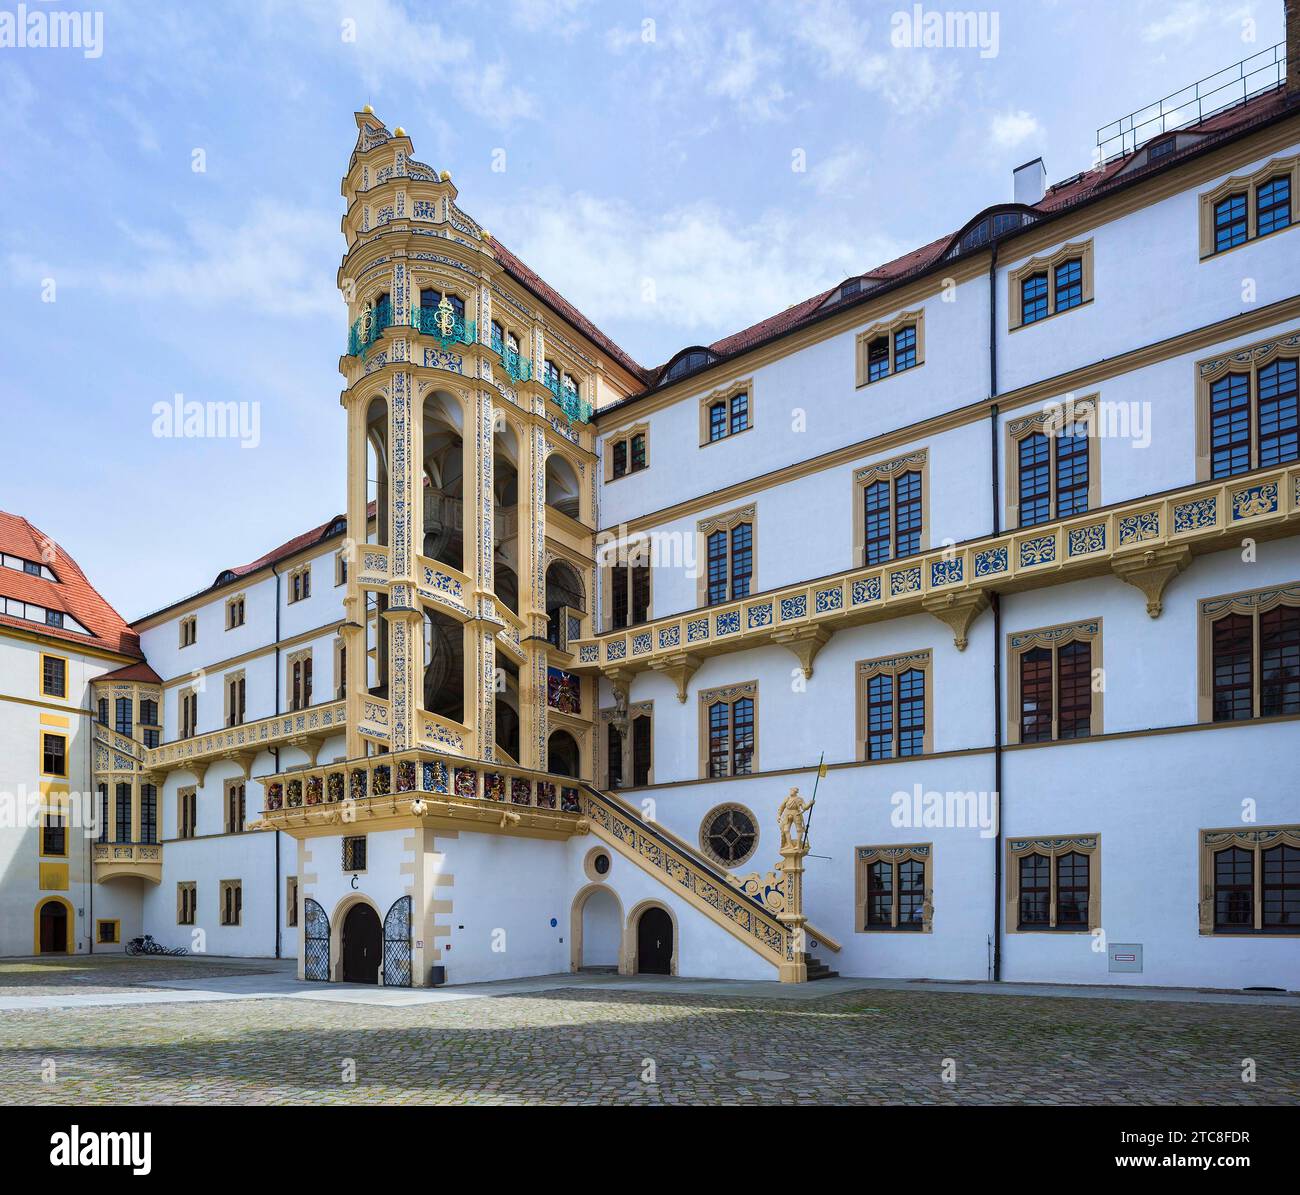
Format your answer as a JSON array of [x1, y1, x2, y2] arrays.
[[597, 83, 1297, 403], [98, 660, 164, 684], [0, 511, 142, 657]]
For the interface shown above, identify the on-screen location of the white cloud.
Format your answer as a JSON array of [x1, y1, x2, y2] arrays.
[[291, 0, 537, 127], [789, 0, 959, 112], [707, 29, 790, 121], [990, 109, 1042, 150], [481, 189, 907, 359], [1141, 1, 1211, 43], [807, 146, 870, 197], [8, 200, 339, 319]]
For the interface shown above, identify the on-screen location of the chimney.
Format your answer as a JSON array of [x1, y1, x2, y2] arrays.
[[1288, 0, 1300, 96], [1013, 157, 1047, 206]]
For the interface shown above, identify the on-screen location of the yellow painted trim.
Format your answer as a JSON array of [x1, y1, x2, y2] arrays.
[[40, 712, 70, 728], [40, 730, 68, 779], [95, 918, 121, 945], [39, 651, 69, 701]]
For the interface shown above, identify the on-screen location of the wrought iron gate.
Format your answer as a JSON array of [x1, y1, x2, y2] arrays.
[[304, 898, 330, 982], [383, 895, 412, 987]]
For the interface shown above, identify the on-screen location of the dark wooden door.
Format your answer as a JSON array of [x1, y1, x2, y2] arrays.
[[341, 904, 381, 983], [39, 902, 67, 954], [636, 907, 672, 974]]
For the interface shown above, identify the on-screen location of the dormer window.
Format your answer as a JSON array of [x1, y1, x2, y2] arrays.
[[663, 347, 720, 384]]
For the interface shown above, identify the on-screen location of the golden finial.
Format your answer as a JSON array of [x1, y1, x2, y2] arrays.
[[440, 170, 451, 182], [394, 126, 405, 136], [362, 104, 374, 114], [481, 229, 491, 240]]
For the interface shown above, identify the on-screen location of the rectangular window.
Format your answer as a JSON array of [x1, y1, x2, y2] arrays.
[[180, 690, 198, 738], [97, 920, 120, 945], [287, 876, 299, 927], [1203, 588, 1300, 723], [699, 682, 757, 778], [225, 780, 246, 834], [861, 468, 924, 564], [41, 802, 67, 857], [226, 596, 245, 628], [700, 382, 754, 444], [1214, 193, 1248, 251], [1256, 175, 1291, 238], [178, 882, 197, 926], [97, 784, 108, 844], [1021, 272, 1049, 323], [220, 880, 242, 926], [226, 674, 246, 727], [698, 507, 755, 607], [856, 845, 932, 932], [1008, 836, 1100, 931], [115, 696, 133, 736], [42, 732, 67, 777], [178, 787, 197, 840], [1009, 621, 1102, 744], [1200, 827, 1300, 934], [1053, 258, 1083, 311], [858, 650, 932, 761], [139, 784, 157, 845], [1201, 156, 1299, 256], [40, 654, 67, 699], [1009, 242, 1093, 328], [115, 783, 131, 843], [855, 311, 925, 386], [342, 835, 367, 872], [179, 616, 196, 647], [1008, 403, 1092, 525], [612, 439, 627, 479], [335, 550, 348, 586]]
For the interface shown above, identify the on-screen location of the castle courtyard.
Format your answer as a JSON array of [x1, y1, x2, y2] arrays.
[[2, 957, 1296, 1106]]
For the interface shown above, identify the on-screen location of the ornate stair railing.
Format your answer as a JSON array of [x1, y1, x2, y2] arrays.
[[579, 783, 840, 974]]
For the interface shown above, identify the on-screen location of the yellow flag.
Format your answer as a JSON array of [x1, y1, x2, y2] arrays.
[[818, 762, 828, 778]]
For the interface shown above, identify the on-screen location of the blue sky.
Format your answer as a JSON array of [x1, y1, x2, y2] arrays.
[[0, 0, 1286, 622]]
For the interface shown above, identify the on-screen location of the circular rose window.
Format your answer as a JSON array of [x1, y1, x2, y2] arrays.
[[700, 804, 759, 867]]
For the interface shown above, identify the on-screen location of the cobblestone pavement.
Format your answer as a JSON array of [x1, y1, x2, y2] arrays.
[[2, 959, 1297, 1104]]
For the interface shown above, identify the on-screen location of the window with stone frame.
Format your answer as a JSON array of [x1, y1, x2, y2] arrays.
[[1199, 154, 1298, 257], [698, 380, 753, 445], [1008, 619, 1102, 744], [854, 310, 925, 387], [1008, 241, 1094, 329], [1006, 397, 1099, 528], [1199, 826, 1300, 935], [856, 650, 933, 761], [852, 449, 927, 567], [855, 844, 933, 932], [1199, 583, 1300, 723], [697, 505, 755, 606], [177, 882, 197, 926], [698, 681, 757, 779], [1196, 343, 1298, 481], [219, 879, 242, 926], [1006, 835, 1100, 932]]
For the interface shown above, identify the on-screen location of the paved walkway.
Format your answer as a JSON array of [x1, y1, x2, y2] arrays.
[[2, 955, 1296, 1010]]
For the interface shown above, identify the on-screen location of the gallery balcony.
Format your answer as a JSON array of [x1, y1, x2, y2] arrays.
[[93, 842, 162, 884]]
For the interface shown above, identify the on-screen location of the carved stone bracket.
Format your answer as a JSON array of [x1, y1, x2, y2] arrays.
[[648, 652, 701, 703], [1111, 544, 1191, 618], [223, 749, 258, 780], [287, 736, 323, 768], [771, 626, 832, 680], [922, 590, 990, 651]]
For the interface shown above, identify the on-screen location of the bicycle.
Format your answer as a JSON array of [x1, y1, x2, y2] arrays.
[[126, 934, 189, 957]]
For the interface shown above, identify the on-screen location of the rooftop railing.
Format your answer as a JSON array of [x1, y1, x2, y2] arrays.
[[1096, 42, 1287, 162]]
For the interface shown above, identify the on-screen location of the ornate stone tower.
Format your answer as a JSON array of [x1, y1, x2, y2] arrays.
[[335, 109, 598, 775]]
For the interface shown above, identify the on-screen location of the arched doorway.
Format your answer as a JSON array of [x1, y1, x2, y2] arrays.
[[37, 899, 69, 954], [548, 729, 580, 777], [576, 886, 621, 971], [341, 903, 381, 984], [635, 905, 673, 975]]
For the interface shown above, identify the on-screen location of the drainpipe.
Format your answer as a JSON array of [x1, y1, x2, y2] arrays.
[[272, 560, 283, 961], [86, 699, 94, 955], [989, 242, 1004, 982]]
